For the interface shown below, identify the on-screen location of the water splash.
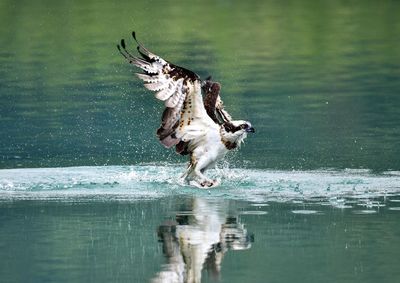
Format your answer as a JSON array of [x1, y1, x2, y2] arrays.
[[0, 165, 399, 206]]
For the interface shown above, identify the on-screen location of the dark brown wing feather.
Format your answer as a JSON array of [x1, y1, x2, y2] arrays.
[[202, 80, 233, 125]]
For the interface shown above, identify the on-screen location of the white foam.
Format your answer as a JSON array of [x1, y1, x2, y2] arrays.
[[0, 166, 400, 205]]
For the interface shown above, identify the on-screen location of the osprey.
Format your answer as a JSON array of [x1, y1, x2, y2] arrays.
[[117, 32, 255, 188]]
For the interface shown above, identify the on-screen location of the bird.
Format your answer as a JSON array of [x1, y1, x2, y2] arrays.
[[117, 32, 255, 188]]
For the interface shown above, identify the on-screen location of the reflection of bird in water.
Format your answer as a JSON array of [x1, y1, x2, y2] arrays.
[[152, 198, 253, 283]]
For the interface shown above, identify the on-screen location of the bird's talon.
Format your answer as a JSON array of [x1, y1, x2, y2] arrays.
[[200, 180, 214, 188]]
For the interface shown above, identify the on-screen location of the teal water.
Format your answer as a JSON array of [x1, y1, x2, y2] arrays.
[[1, 0, 399, 170], [1, 0, 400, 282]]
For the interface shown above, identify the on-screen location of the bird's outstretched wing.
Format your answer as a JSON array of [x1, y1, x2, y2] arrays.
[[117, 32, 218, 149]]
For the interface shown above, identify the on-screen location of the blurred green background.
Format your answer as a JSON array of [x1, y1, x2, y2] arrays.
[[1, 0, 399, 170]]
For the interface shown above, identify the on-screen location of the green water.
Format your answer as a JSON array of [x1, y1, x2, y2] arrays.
[[1, 192, 400, 283], [1, 0, 399, 170], [1, 0, 400, 282]]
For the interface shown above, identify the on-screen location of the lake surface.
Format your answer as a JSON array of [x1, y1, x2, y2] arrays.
[[1, 0, 400, 282], [1, 166, 400, 283]]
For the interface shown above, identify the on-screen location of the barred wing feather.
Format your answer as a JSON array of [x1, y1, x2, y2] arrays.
[[117, 32, 217, 148]]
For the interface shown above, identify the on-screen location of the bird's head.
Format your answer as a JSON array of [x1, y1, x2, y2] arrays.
[[221, 120, 255, 147]]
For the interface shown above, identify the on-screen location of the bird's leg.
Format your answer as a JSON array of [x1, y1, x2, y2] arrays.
[[184, 155, 216, 188]]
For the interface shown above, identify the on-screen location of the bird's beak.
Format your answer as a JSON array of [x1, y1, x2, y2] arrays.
[[246, 127, 255, 133]]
